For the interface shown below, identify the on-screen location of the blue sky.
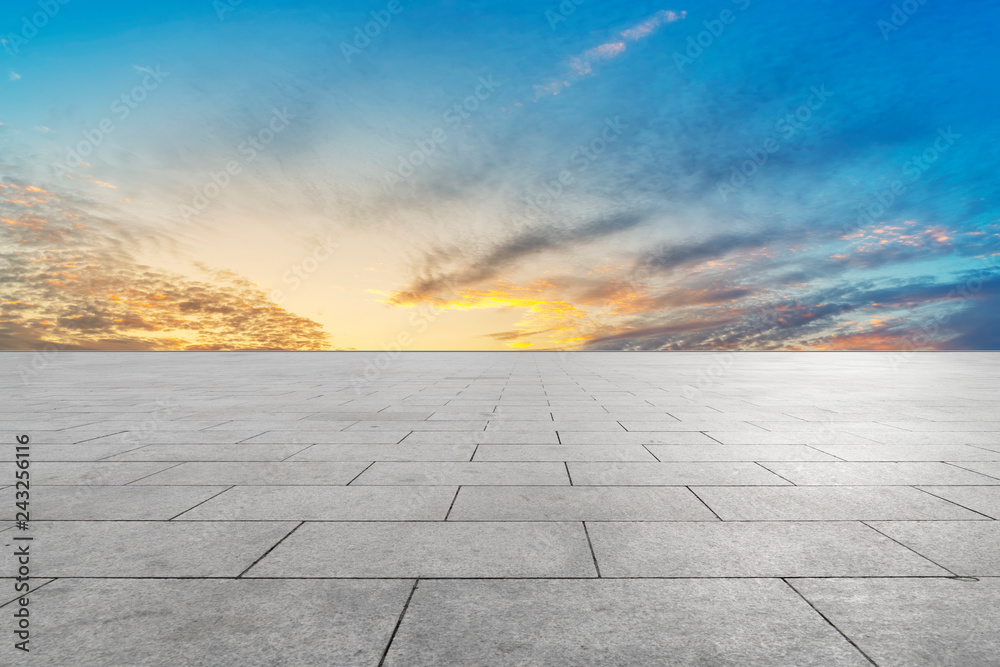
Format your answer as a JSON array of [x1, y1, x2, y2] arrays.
[[2, 0, 999, 350]]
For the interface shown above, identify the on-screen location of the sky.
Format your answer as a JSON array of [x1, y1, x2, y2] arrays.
[[2, 0, 999, 351]]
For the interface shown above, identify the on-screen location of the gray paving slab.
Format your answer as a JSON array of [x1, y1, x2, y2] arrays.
[[447, 486, 717, 521], [0, 521, 296, 577], [853, 431, 1000, 445], [83, 430, 270, 444], [179, 485, 456, 520], [303, 411, 434, 420], [879, 421, 1000, 431], [103, 444, 308, 461], [241, 429, 411, 443], [693, 486, 988, 521], [588, 521, 948, 577], [811, 444, 1000, 461], [246, 521, 597, 578], [402, 431, 560, 444], [347, 420, 487, 431], [646, 444, 839, 461], [0, 461, 174, 484], [473, 444, 656, 461], [383, 579, 871, 666], [759, 461, 1000, 485], [130, 461, 370, 485], [568, 462, 790, 486], [918, 485, 1000, 518], [18, 485, 229, 520], [351, 461, 570, 485], [0, 443, 147, 461], [558, 431, 719, 444], [706, 431, 877, 445], [487, 420, 625, 432], [944, 460, 1000, 479], [282, 443, 475, 461], [791, 577, 1000, 667], [621, 421, 767, 432], [0, 578, 413, 666], [868, 521, 1000, 576]]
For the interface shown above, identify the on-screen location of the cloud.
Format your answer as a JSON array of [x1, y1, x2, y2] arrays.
[[537, 9, 687, 97], [390, 211, 648, 303], [9, 72, 20, 81], [0, 181, 332, 350]]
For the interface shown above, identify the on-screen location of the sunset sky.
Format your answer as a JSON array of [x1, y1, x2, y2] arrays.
[[2, 0, 999, 350]]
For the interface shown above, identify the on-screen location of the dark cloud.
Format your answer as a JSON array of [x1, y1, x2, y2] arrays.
[[392, 211, 648, 302]]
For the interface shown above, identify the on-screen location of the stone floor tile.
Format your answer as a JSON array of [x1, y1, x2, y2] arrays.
[[284, 444, 475, 461], [791, 577, 1000, 667], [758, 461, 1000, 485], [646, 444, 839, 461], [917, 485, 1000, 518], [241, 430, 410, 443], [447, 486, 717, 521], [131, 461, 370, 485], [473, 444, 656, 461], [0, 521, 296, 577], [245, 522, 597, 578], [0, 578, 412, 666], [568, 462, 790, 486], [102, 444, 308, 461], [21, 485, 228, 520], [811, 444, 1000, 461], [351, 461, 569, 485], [694, 486, 988, 521], [868, 520, 1000, 576], [588, 521, 947, 577], [559, 431, 719, 445], [0, 461, 175, 485], [180, 485, 456, 520], [383, 579, 871, 666]]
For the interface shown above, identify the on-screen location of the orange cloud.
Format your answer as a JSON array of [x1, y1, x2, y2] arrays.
[[1, 182, 333, 350]]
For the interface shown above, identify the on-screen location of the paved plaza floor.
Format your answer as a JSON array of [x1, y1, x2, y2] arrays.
[[2, 351, 999, 665]]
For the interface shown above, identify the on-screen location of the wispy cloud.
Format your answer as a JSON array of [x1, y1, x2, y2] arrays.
[[536, 9, 687, 97]]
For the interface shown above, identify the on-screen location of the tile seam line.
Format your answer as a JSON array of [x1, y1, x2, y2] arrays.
[[686, 486, 724, 521], [754, 461, 798, 486], [912, 486, 998, 520], [858, 520, 960, 577], [781, 578, 879, 666], [377, 579, 420, 667], [940, 461, 1000, 482], [168, 485, 236, 520], [581, 521, 602, 577], [236, 521, 305, 579], [123, 461, 187, 485]]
